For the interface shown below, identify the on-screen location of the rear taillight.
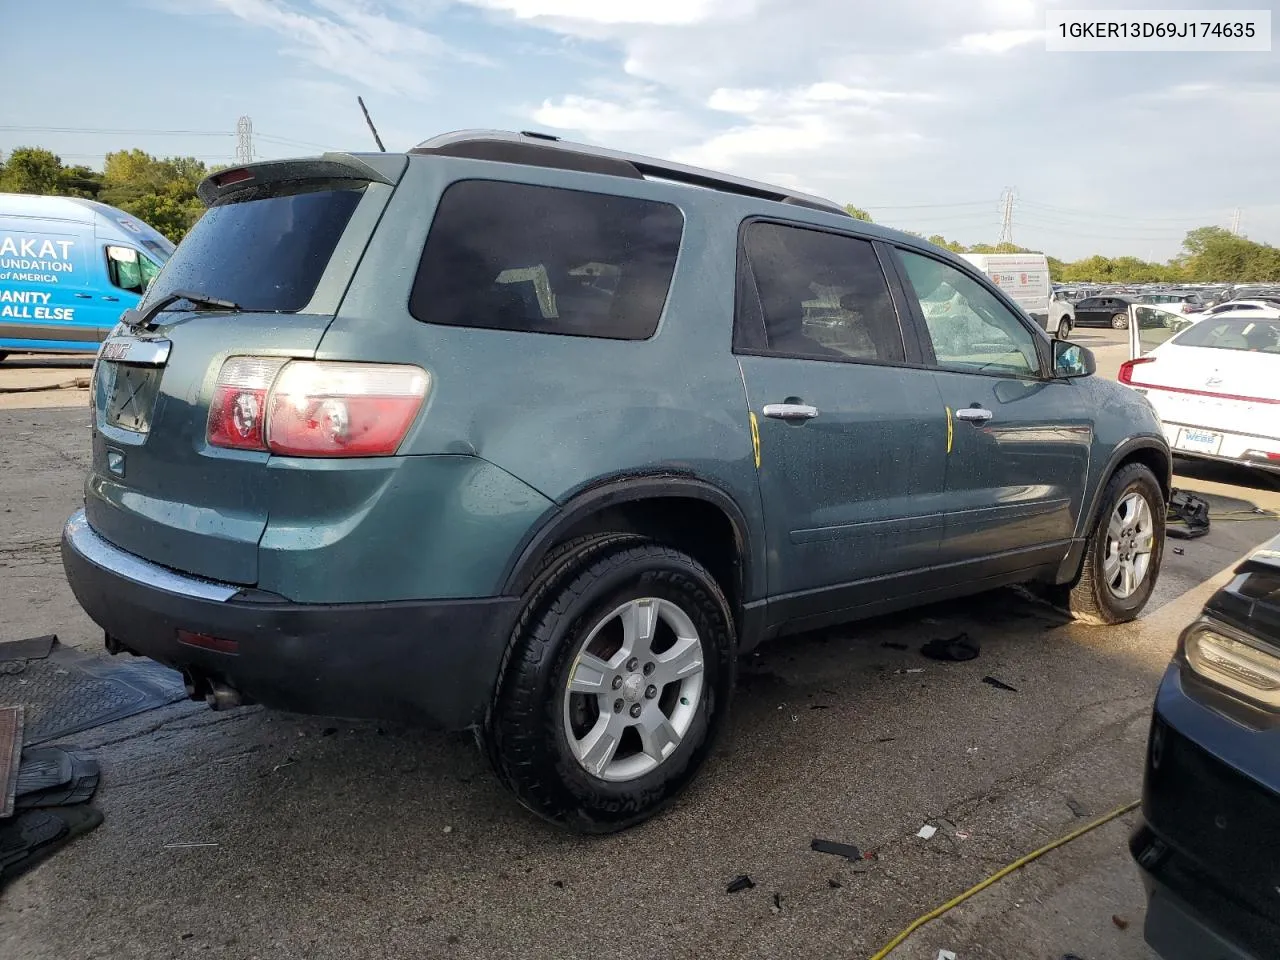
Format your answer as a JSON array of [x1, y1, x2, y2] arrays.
[[207, 358, 429, 457], [208, 357, 288, 451], [1118, 356, 1155, 385]]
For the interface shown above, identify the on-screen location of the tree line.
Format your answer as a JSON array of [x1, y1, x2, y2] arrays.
[[847, 205, 1280, 284], [0, 147, 1275, 283]]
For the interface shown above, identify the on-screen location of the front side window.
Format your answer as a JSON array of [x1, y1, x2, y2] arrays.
[[898, 249, 1041, 377], [105, 245, 159, 294], [411, 180, 684, 340], [735, 222, 905, 363]]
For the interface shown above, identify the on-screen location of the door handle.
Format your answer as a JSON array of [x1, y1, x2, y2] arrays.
[[75, 293, 92, 299], [101, 296, 120, 302], [763, 403, 820, 422], [955, 407, 993, 423]]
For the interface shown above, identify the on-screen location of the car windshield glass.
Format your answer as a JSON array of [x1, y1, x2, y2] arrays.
[[1171, 317, 1280, 353], [141, 183, 364, 313]]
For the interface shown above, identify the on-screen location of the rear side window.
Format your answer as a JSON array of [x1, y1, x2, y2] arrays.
[[735, 222, 905, 363], [410, 180, 683, 340], [1172, 317, 1280, 353], [143, 183, 363, 313]]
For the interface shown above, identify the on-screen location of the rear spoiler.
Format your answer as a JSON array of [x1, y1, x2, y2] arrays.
[[196, 152, 407, 206]]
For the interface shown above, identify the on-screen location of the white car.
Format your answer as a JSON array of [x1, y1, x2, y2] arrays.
[[1180, 299, 1280, 326], [1122, 304, 1280, 471]]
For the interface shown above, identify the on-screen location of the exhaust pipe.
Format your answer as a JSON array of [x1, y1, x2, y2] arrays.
[[182, 670, 208, 702], [205, 680, 244, 711]]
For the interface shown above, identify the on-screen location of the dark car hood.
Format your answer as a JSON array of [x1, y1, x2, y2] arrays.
[[1204, 534, 1280, 649]]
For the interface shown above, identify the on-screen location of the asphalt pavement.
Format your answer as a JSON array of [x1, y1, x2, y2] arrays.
[[2, 333, 1279, 960]]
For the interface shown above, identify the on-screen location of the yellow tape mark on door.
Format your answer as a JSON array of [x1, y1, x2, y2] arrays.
[[946, 406, 953, 454], [749, 411, 761, 469]]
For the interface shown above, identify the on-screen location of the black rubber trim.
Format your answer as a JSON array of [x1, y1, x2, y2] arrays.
[[499, 472, 755, 602], [0, 323, 104, 343]]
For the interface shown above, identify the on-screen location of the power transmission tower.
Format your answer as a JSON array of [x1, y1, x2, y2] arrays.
[[997, 187, 1016, 246], [235, 116, 254, 165], [1229, 207, 1241, 235]]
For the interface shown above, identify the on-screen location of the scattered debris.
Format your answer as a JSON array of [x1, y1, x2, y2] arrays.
[[771, 892, 782, 913], [271, 760, 296, 774], [0, 635, 56, 663], [877, 737, 896, 743], [921, 633, 980, 662], [1065, 797, 1087, 818], [809, 704, 830, 710], [916, 824, 938, 840], [443, 825, 454, 834], [881, 641, 909, 651], [163, 842, 219, 849], [321, 727, 337, 737], [827, 878, 842, 889], [956, 831, 971, 841], [982, 676, 1018, 692], [896, 668, 925, 675], [811, 838, 862, 861], [1167, 490, 1210, 539], [552, 880, 564, 889], [1112, 914, 1130, 930], [726, 875, 755, 894], [937, 951, 958, 960], [1172, 546, 1184, 555]]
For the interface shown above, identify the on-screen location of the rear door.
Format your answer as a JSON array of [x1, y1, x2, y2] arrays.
[[1128, 303, 1187, 359], [734, 220, 949, 624], [85, 162, 403, 584], [894, 247, 1091, 568]]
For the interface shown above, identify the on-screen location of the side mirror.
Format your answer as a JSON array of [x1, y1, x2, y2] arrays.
[[1052, 339, 1095, 378]]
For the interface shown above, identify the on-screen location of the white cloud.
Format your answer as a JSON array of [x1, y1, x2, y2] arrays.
[[952, 28, 1044, 54], [181, 0, 483, 95], [459, 0, 751, 25], [532, 94, 688, 137]]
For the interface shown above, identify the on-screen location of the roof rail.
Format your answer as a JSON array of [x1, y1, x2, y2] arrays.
[[411, 130, 850, 218]]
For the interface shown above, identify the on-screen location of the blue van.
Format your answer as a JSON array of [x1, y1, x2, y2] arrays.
[[0, 193, 175, 360]]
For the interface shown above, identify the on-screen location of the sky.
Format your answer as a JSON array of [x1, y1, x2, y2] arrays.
[[2, 0, 1276, 261]]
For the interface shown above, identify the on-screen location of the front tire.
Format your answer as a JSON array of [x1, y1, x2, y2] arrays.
[[484, 536, 735, 833], [1111, 311, 1130, 330], [1056, 317, 1072, 338], [1066, 463, 1164, 624]]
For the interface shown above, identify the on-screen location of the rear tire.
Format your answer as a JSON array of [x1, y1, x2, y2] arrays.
[[1056, 317, 1072, 338], [1111, 312, 1130, 330], [1065, 463, 1164, 625], [484, 535, 735, 833]]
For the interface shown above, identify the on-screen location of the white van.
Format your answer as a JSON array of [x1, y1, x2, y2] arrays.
[[961, 253, 1074, 337]]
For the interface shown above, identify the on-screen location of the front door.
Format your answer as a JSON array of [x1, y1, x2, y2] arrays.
[[894, 248, 1092, 570], [734, 220, 949, 623]]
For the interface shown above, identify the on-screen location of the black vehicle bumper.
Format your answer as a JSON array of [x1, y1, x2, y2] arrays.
[[61, 510, 520, 730], [1132, 664, 1280, 960]]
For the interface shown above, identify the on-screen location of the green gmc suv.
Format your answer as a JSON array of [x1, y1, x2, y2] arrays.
[[62, 130, 1170, 832]]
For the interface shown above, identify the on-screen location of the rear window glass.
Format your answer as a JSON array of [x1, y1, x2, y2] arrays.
[[142, 184, 363, 313], [410, 180, 684, 340], [1172, 317, 1280, 353]]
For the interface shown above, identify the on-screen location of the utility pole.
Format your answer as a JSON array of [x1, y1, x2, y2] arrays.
[[236, 115, 254, 165], [997, 187, 1016, 246], [1229, 207, 1241, 235]]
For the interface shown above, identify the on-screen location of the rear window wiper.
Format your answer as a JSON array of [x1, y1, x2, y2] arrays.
[[122, 290, 241, 330]]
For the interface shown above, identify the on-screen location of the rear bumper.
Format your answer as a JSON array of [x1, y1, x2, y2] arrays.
[[61, 510, 520, 729], [1133, 858, 1263, 960]]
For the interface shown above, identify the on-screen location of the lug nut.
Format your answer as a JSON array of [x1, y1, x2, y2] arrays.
[[629, 704, 642, 718], [645, 685, 657, 699], [643, 662, 655, 676], [626, 657, 639, 672], [614, 699, 623, 713], [612, 676, 623, 690]]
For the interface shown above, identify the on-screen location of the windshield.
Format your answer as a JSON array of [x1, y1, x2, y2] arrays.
[[1171, 316, 1280, 353], [141, 183, 364, 313]]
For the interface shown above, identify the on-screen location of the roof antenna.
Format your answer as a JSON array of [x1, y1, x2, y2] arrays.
[[357, 96, 386, 152]]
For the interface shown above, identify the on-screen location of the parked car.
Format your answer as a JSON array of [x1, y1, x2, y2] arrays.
[[60, 130, 1172, 832], [0, 193, 174, 361], [1132, 534, 1280, 960], [1122, 305, 1280, 472], [1074, 294, 1139, 329], [1182, 299, 1280, 325]]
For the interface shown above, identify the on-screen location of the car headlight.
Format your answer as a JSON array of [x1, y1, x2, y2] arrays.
[[1183, 617, 1280, 708]]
